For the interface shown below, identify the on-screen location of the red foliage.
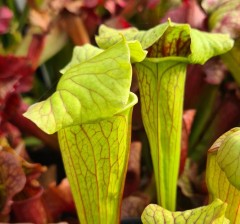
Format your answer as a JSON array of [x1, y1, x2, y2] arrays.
[[180, 110, 196, 174], [42, 178, 76, 222], [0, 142, 46, 222], [0, 34, 45, 144], [0, 146, 26, 220]]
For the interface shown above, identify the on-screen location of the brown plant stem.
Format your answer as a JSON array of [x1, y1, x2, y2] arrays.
[[61, 12, 90, 45]]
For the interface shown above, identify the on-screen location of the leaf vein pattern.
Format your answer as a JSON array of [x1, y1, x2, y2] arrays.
[[61, 129, 88, 222]]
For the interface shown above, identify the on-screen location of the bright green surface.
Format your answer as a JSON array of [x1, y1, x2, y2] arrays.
[[216, 129, 240, 189], [136, 61, 186, 210], [60, 44, 103, 74], [58, 93, 137, 224], [23, 39, 145, 134], [96, 21, 233, 211], [96, 21, 233, 65], [23, 37, 145, 223], [222, 39, 240, 86], [141, 199, 229, 224], [206, 128, 240, 223]]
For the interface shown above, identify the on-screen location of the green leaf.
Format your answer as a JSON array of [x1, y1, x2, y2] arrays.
[[216, 129, 240, 189], [221, 39, 240, 86], [96, 28, 148, 62], [96, 25, 140, 49], [188, 85, 219, 162], [58, 92, 137, 224], [96, 23, 169, 50], [204, 0, 240, 85], [128, 41, 147, 63], [189, 29, 233, 64], [206, 128, 240, 223], [95, 22, 234, 212], [141, 199, 229, 224], [130, 22, 232, 211], [96, 21, 234, 64], [60, 44, 103, 74], [23, 39, 144, 134], [60, 41, 146, 74]]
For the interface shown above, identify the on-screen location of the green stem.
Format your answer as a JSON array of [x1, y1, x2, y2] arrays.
[[188, 86, 219, 161], [136, 61, 187, 211]]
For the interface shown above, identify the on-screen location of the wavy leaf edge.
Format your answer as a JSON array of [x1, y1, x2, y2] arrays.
[[141, 198, 229, 224], [96, 21, 234, 65], [23, 38, 142, 134]]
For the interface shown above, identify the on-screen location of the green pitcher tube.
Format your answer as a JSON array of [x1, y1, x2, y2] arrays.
[[95, 21, 233, 212], [58, 93, 137, 224], [136, 60, 187, 211], [206, 128, 240, 223]]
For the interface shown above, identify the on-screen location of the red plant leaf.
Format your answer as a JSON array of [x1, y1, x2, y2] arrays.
[[22, 161, 47, 184], [12, 186, 48, 224], [0, 34, 45, 103], [0, 34, 45, 147], [42, 178, 75, 222], [0, 78, 19, 105], [0, 55, 32, 79], [147, 0, 161, 9], [0, 6, 13, 34], [0, 55, 33, 103], [0, 143, 26, 216], [2, 142, 47, 223], [26, 34, 45, 69], [82, 9, 101, 37], [0, 122, 24, 152], [180, 110, 196, 174]]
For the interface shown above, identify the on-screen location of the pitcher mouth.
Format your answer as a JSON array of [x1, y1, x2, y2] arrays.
[[144, 56, 189, 63]]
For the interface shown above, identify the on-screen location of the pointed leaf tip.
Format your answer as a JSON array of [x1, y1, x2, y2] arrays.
[[128, 41, 147, 63], [23, 91, 80, 134], [168, 18, 172, 25], [60, 44, 103, 74]]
